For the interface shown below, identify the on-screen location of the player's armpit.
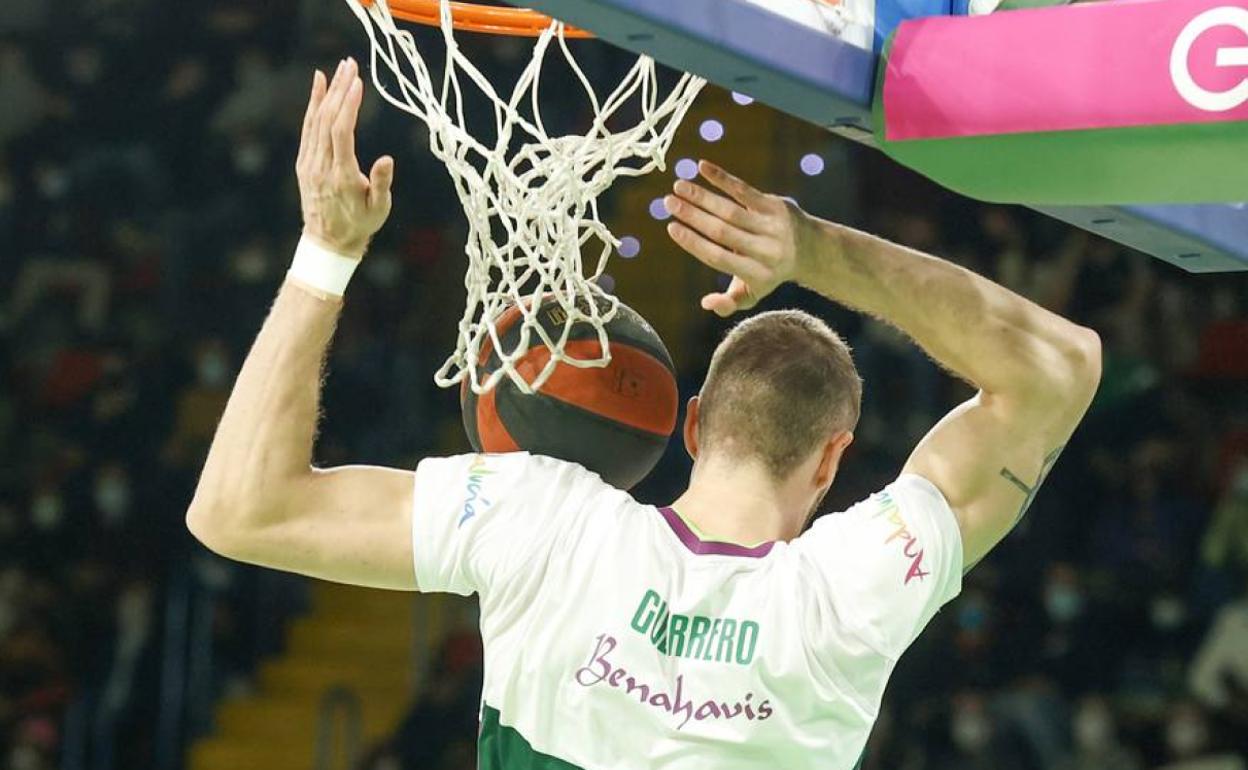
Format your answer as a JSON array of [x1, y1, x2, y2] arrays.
[[189, 464, 418, 591], [901, 381, 1094, 571]]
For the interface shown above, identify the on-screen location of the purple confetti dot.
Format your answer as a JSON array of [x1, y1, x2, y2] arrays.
[[674, 158, 699, 180], [648, 197, 671, 221], [717, 273, 733, 290], [618, 236, 641, 259], [799, 153, 825, 176], [598, 274, 616, 293], [699, 119, 725, 142], [731, 91, 754, 105]]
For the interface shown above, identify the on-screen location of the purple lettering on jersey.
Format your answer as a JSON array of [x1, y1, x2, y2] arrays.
[[718, 701, 744, 719], [671, 673, 694, 729], [574, 634, 616, 686], [572, 633, 776, 731]]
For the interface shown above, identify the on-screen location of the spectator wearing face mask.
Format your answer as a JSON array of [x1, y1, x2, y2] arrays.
[[1023, 562, 1121, 696], [934, 692, 1039, 770], [92, 462, 132, 530], [1156, 700, 1246, 770], [1055, 695, 1141, 770], [88, 460, 162, 571], [24, 486, 70, 572], [162, 339, 233, 470]]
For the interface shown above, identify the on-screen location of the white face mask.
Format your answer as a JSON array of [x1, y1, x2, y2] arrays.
[[951, 713, 990, 753], [197, 354, 229, 388], [35, 165, 70, 200], [65, 47, 103, 86], [94, 477, 132, 524], [233, 141, 269, 177], [1044, 585, 1084, 623], [1074, 709, 1113, 751], [30, 493, 64, 532], [230, 243, 270, 284], [1151, 595, 1186, 631], [1166, 715, 1208, 758], [364, 254, 402, 289]]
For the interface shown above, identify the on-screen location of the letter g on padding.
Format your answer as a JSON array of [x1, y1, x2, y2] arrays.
[[1171, 6, 1248, 112]]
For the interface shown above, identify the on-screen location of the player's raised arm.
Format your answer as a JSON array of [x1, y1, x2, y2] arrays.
[[665, 161, 1101, 569], [186, 59, 416, 590]]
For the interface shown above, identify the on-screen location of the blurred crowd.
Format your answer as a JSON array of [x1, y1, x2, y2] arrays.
[[2, 2, 1247, 770]]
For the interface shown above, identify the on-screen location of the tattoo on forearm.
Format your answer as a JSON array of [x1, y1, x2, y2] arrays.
[[964, 445, 1068, 575], [1000, 444, 1066, 524]]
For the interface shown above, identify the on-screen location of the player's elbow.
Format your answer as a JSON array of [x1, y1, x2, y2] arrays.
[[185, 485, 278, 561], [1058, 325, 1102, 404], [1008, 325, 1101, 417], [186, 497, 245, 559]]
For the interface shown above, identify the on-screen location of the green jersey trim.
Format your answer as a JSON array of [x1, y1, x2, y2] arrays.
[[479, 704, 584, 770]]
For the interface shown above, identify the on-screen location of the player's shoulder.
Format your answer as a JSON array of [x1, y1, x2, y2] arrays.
[[517, 451, 628, 494], [890, 472, 952, 511], [831, 474, 953, 520], [794, 473, 957, 548], [433, 451, 633, 502]]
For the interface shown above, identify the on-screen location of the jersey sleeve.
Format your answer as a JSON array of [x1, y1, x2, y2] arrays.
[[796, 473, 964, 660], [410, 452, 595, 597]]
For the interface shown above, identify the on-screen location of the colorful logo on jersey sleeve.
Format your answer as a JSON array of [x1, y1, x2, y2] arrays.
[[873, 491, 931, 585], [458, 455, 495, 527]]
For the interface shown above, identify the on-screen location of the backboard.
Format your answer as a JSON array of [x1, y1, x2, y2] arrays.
[[518, 0, 1248, 272]]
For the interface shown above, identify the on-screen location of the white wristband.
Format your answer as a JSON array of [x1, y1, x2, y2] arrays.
[[288, 236, 359, 297]]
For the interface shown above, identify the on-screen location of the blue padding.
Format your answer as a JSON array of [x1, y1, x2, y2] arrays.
[[1128, 204, 1248, 270], [525, 0, 877, 129], [873, 0, 951, 50], [1036, 204, 1248, 272]]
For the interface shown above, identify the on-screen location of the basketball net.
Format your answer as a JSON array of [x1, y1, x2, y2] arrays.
[[343, 0, 705, 394]]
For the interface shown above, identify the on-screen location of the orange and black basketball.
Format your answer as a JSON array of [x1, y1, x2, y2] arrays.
[[461, 297, 678, 489]]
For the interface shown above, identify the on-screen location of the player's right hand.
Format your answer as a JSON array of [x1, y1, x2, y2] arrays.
[[664, 161, 816, 317], [296, 58, 395, 259]]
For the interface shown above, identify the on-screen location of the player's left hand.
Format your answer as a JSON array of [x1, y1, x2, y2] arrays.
[[664, 160, 814, 317], [296, 58, 394, 259]]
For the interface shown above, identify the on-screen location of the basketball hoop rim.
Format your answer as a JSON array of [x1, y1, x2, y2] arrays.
[[361, 0, 595, 37]]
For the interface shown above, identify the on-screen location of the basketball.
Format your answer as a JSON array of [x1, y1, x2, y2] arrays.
[[461, 297, 679, 489]]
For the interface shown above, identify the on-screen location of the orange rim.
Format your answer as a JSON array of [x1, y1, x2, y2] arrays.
[[362, 0, 595, 37]]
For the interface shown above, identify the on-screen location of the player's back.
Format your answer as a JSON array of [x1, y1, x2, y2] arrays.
[[412, 453, 963, 770]]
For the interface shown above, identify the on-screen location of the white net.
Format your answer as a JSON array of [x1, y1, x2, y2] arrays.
[[343, 0, 705, 394]]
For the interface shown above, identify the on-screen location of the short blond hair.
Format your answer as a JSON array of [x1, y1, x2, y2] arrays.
[[698, 310, 861, 478]]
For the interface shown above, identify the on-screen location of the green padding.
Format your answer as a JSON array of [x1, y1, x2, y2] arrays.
[[872, 37, 1248, 205], [883, 121, 1248, 205], [997, 0, 1072, 11], [479, 705, 584, 770]]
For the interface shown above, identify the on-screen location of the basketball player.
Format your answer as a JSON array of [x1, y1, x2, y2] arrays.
[[189, 60, 1101, 768]]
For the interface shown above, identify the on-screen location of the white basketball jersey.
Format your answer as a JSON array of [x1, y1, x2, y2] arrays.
[[412, 452, 963, 769]]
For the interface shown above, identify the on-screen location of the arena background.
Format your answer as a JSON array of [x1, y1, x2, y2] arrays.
[[2, 1, 1248, 769]]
